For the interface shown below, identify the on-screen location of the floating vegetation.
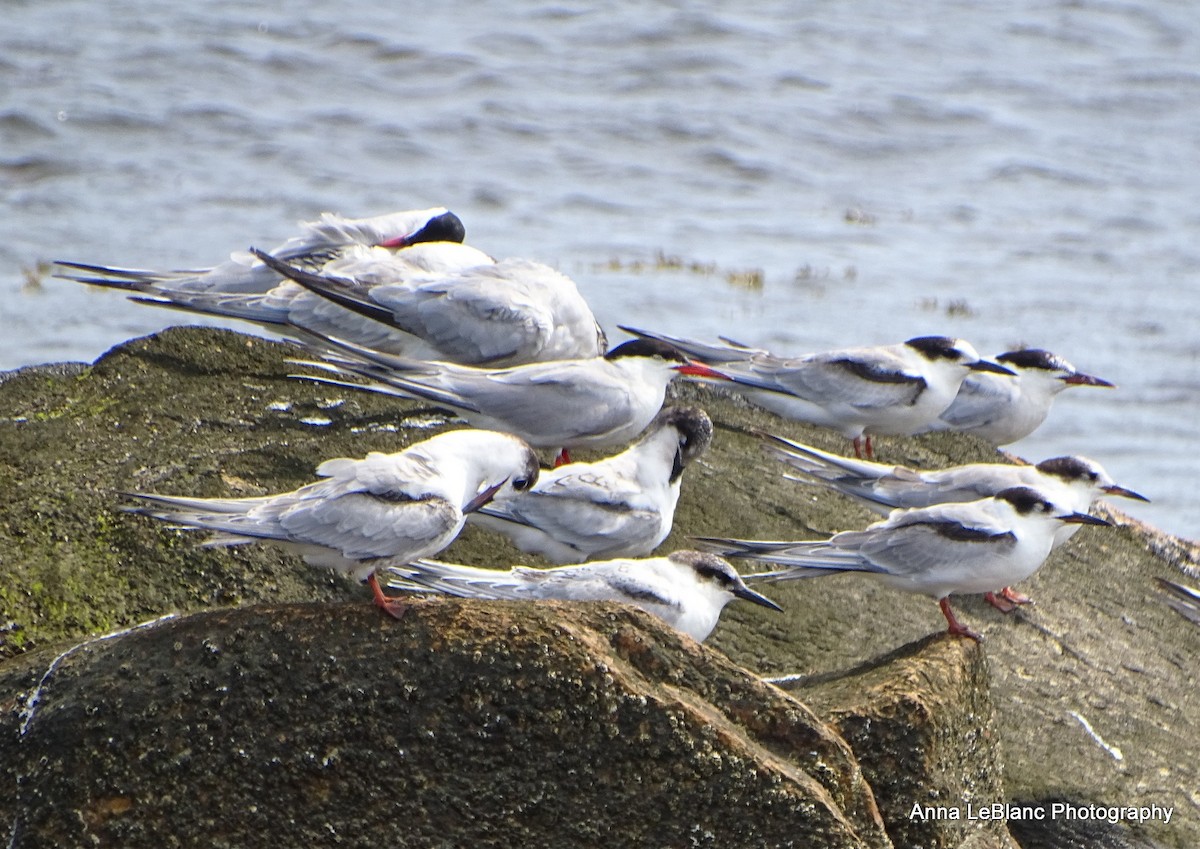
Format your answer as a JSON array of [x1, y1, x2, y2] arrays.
[[844, 207, 877, 226], [945, 298, 974, 317], [724, 269, 764, 291], [21, 260, 52, 293], [794, 264, 831, 281], [594, 251, 767, 292], [919, 297, 975, 318], [598, 250, 718, 276]]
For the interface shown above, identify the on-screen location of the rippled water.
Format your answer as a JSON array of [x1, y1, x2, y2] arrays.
[[3, 0, 1198, 539]]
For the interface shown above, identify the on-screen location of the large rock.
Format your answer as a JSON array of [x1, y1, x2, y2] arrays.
[[0, 600, 890, 849], [1, 326, 1197, 847], [796, 635, 1017, 849]]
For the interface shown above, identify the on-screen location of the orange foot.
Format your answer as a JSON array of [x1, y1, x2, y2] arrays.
[[367, 573, 409, 620], [939, 597, 983, 642], [985, 586, 1034, 613]]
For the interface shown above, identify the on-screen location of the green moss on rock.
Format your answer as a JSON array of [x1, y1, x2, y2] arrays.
[[1, 326, 1196, 848]]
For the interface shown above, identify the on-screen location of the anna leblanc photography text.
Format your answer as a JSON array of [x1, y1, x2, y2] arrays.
[[908, 801, 1175, 825]]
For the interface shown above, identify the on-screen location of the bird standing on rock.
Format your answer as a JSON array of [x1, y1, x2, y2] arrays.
[[926, 348, 1114, 445], [695, 486, 1111, 641], [124, 429, 540, 618], [290, 334, 729, 466], [620, 326, 1013, 459], [757, 433, 1148, 612]]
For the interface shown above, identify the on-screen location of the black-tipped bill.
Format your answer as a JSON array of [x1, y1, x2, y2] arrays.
[[1102, 484, 1150, 502], [733, 584, 784, 612], [970, 359, 1017, 376], [464, 480, 507, 514], [1059, 511, 1111, 526], [1063, 372, 1115, 388]]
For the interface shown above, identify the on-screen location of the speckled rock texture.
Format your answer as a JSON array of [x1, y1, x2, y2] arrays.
[[795, 634, 1017, 849], [1, 600, 890, 849], [1, 326, 1197, 848]]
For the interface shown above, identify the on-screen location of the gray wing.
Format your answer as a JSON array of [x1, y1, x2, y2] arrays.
[[616, 325, 767, 364], [480, 470, 663, 555], [843, 515, 1018, 578], [433, 363, 644, 443], [134, 487, 459, 562], [936, 373, 1018, 430], [143, 449, 468, 560], [887, 465, 1021, 506], [748, 350, 928, 411], [385, 560, 538, 599], [273, 490, 462, 561], [513, 560, 679, 609], [368, 265, 557, 365], [384, 560, 631, 602], [799, 463, 1022, 511]]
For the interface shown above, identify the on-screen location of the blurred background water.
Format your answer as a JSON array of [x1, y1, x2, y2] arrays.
[[3, 0, 1197, 539]]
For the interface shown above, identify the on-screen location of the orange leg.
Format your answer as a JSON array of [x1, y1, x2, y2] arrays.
[[939, 597, 982, 641], [367, 572, 409, 620]]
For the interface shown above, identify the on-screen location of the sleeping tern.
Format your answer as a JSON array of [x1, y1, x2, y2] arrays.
[[243, 247, 607, 365], [469, 406, 713, 562], [759, 433, 1148, 610], [695, 486, 1111, 641], [384, 550, 782, 642], [620, 326, 1013, 458], [55, 207, 466, 295], [125, 429, 540, 618], [927, 348, 1114, 445], [290, 335, 729, 464]]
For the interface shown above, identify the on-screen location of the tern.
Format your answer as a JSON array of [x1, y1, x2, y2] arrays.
[[240, 247, 607, 365], [55, 207, 466, 295], [124, 429, 540, 618], [695, 486, 1111, 641], [928, 348, 1114, 444], [290, 335, 729, 464], [384, 550, 782, 642], [759, 433, 1148, 610], [620, 326, 1013, 459], [760, 432, 1148, 525], [469, 406, 714, 562]]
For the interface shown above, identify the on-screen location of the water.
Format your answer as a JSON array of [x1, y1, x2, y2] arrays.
[[3, 0, 1198, 539]]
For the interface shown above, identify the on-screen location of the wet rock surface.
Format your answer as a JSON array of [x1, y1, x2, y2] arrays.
[[1, 326, 1197, 847]]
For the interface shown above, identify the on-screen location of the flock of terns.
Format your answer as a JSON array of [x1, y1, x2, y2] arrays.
[[57, 205, 1183, 644]]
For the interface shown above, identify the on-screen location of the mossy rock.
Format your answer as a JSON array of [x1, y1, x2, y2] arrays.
[[0, 326, 1196, 848]]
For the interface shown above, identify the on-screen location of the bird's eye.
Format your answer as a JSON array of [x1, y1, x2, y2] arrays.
[[513, 477, 532, 491]]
